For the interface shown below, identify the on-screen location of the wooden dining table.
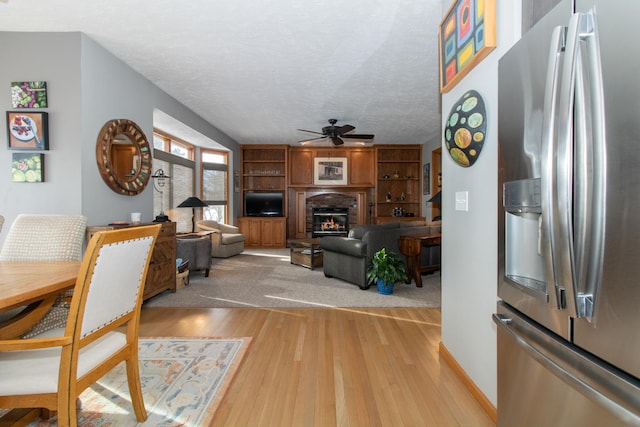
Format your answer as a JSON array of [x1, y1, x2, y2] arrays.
[[0, 261, 80, 339]]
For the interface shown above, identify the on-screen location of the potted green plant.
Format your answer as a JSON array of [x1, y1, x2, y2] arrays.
[[366, 247, 408, 295]]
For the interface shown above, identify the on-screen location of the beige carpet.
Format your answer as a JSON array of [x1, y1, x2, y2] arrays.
[[145, 248, 441, 308]]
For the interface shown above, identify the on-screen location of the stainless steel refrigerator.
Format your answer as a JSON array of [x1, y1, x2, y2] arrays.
[[496, 0, 640, 425]]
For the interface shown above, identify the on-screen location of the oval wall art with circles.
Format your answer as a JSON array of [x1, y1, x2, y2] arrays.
[[444, 90, 487, 167]]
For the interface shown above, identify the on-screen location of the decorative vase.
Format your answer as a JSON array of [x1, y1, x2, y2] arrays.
[[377, 278, 394, 295]]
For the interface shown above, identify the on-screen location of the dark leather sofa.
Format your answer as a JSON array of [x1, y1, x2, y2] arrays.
[[319, 221, 441, 289]]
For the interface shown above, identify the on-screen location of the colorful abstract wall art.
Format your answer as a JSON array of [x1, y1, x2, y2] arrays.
[[439, 0, 496, 93], [444, 90, 487, 167]]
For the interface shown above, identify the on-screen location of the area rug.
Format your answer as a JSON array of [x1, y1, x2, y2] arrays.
[[145, 248, 441, 308], [1, 337, 251, 426]]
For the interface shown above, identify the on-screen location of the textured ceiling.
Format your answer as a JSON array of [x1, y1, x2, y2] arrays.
[[0, 0, 443, 148]]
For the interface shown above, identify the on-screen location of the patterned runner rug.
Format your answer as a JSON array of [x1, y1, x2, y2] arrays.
[[2, 337, 251, 426]]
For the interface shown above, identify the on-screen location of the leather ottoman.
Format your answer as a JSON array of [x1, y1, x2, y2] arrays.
[[176, 235, 211, 277]]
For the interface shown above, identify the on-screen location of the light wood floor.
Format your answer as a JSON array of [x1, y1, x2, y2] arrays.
[[139, 307, 495, 427]]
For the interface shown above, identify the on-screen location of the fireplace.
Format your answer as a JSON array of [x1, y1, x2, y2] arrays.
[[312, 207, 349, 237]]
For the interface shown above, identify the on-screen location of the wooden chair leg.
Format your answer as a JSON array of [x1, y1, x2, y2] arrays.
[[126, 356, 148, 422], [56, 392, 75, 427]]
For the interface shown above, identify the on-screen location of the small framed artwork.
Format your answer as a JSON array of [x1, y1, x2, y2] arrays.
[[234, 170, 240, 193], [12, 153, 45, 183], [439, 0, 496, 93], [6, 111, 49, 150], [11, 81, 48, 108], [423, 163, 431, 195], [314, 157, 348, 186]]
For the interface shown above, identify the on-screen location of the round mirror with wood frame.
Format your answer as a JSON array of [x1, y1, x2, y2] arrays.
[[96, 119, 152, 196]]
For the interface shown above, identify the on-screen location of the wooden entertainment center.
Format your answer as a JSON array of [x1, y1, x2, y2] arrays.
[[239, 144, 431, 247]]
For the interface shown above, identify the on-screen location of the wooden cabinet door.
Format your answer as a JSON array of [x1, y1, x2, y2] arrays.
[[259, 218, 286, 247], [289, 149, 313, 185], [247, 219, 262, 246], [260, 220, 274, 246], [238, 218, 262, 246], [271, 218, 286, 247], [349, 148, 374, 186]]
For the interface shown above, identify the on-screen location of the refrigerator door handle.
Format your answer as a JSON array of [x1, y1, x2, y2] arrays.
[[555, 12, 588, 318], [540, 25, 566, 310], [494, 308, 640, 423], [558, 10, 606, 320], [573, 8, 606, 321]]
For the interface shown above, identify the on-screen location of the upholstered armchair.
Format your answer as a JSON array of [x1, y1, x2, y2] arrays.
[[195, 220, 245, 258]]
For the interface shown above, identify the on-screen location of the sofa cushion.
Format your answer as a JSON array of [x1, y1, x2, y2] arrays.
[[399, 220, 428, 227], [348, 222, 402, 239], [220, 233, 245, 245]]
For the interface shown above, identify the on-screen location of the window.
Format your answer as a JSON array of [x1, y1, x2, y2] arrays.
[[201, 149, 228, 223], [153, 131, 196, 233], [153, 131, 194, 160]]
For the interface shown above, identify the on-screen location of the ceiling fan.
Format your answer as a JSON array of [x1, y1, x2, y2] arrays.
[[298, 119, 374, 146]]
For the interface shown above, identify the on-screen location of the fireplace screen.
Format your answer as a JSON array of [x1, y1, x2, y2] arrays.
[[312, 207, 349, 237]]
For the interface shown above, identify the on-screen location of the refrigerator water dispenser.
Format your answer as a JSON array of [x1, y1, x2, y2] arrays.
[[504, 179, 546, 297]]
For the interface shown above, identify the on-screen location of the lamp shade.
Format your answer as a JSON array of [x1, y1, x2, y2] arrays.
[[428, 191, 441, 203], [178, 196, 208, 208], [151, 169, 170, 179]]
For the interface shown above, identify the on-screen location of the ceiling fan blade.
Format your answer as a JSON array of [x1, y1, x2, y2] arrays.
[[342, 133, 374, 140], [297, 128, 326, 135], [331, 136, 344, 146], [336, 125, 355, 135], [298, 136, 328, 144]]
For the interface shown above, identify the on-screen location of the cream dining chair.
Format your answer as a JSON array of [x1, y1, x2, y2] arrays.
[[0, 224, 160, 426], [0, 214, 87, 338]]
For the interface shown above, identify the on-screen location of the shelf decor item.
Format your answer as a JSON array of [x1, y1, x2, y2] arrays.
[[314, 157, 348, 186], [6, 111, 49, 150], [439, 0, 496, 93]]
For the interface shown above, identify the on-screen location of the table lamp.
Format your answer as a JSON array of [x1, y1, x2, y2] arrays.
[[151, 169, 171, 222], [178, 196, 208, 232], [427, 191, 441, 221]]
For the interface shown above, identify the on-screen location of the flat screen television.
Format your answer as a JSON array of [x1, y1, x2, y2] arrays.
[[244, 191, 284, 217]]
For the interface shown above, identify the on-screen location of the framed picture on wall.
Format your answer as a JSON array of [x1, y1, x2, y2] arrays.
[[314, 157, 348, 186], [6, 111, 49, 150], [11, 81, 48, 108], [234, 170, 240, 192], [439, 0, 496, 93], [423, 163, 431, 195], [11, 152, 45, 183]]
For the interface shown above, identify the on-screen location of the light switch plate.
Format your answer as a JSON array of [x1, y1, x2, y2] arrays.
[[455, 191, 468, 211]]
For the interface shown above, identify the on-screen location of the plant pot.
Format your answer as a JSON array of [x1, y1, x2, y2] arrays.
[[377, 278, 394, 295]]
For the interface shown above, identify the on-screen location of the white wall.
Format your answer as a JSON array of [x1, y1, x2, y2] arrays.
[[439, 0, 521, 407], [0, 31, 240, 245]]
